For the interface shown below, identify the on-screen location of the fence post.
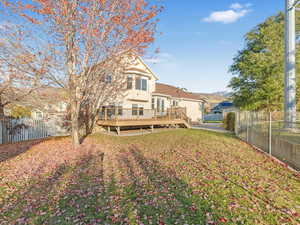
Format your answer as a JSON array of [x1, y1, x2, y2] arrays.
[[246, 112, 249, 142], [235, 111, 239, 135], [269, 111, 272, 156]]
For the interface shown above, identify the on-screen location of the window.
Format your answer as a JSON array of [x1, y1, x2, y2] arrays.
[[127, 76, 133, 89], [118, 106, 123, 116], [139, 107, 144, 116], [135, 77, 147, 91], [141, 79, 147, 91], [151, 98, 155, 110], [115, 103, 123, 116], [157, 98, 161, 112], [132, 104, 138, 116], [199, 103, 203, 111], [172, 100, 178, 107], [135, 78, 141, 90], [36, 111, 43, 120], [132, 104, 144, 116], [161, 99, 165, 112]]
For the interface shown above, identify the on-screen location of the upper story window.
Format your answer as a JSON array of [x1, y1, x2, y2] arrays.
[[127, 76, 133, 89], [135, 77, 147, 91]]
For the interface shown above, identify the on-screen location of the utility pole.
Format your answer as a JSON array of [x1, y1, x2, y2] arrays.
[[285, 0, 297, 128]]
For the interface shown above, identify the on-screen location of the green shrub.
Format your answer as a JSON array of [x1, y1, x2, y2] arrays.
[[223, 112, 236, 132]]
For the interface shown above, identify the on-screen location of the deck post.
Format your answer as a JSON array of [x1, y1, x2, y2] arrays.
[[116, 126, 120, 135], [108, 126, 110, 133], [151, 125, 154, 132]]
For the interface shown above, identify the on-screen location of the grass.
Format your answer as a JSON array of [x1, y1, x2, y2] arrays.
[[1, 129, 300, 224], [203, 121, 223, 124]]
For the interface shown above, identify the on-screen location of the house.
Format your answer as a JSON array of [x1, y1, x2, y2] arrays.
[[98, 56, 205, 133], [211, 101, 234, 114], [4, 87, 69, 121], [153, 83, 205, 122], [5, 55, 205, 134], [31, 101, 68, 120]]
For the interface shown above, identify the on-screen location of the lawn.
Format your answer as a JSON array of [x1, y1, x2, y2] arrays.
[[1, 129, 300, 224]]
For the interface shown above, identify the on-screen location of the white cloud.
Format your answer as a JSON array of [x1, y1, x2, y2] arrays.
[[230, 3, 243, 10], [203, 3, 252, 24]]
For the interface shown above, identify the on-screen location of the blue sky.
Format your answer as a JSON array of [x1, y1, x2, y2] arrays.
[[145, 0, 283, 93]]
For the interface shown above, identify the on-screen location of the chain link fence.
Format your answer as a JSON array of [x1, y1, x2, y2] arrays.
[[235, 111, 300, 170]]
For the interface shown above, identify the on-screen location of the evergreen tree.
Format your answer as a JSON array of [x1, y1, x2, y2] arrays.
[[229, 12, 300, 111]]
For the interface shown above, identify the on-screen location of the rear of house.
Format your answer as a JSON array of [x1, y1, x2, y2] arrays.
[[98, 56, 205, 127]]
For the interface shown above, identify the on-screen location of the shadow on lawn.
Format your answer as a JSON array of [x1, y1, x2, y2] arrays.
[[0, 140, 44, 163], [1, 145, 211, 224]]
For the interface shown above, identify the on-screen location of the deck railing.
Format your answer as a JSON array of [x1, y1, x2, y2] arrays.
[[99, 107, 190, 123]]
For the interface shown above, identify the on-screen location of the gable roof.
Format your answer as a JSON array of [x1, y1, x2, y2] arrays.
[[125, 56, 159, 81], [212, 101, 234, 110], [154, 83, 205, 102]]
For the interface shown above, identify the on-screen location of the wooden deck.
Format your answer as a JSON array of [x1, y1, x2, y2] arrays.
[[97, 107, 191, 135], [98, 118, 190, 128]]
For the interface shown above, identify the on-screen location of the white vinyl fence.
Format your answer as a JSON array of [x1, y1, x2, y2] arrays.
[[0, 118, 70, 144]]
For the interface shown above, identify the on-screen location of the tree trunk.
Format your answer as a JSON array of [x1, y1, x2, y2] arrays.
[[71, 98, 80, 148], [0, 95, 4, 119], [65, 2, 80, 148], [0, 105, 4, 119]]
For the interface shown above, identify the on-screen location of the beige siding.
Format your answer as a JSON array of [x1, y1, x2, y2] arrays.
[[178, 100, 203, 122], [105, 56, 205, 123], [117, 57, 157, 109]]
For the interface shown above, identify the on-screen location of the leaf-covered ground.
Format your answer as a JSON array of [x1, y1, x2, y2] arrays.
[[1, 129, 300, 224]]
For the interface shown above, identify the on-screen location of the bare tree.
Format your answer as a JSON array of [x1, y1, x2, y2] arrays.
[[1, 0, 162, 147], [0, 23, 49, 117]]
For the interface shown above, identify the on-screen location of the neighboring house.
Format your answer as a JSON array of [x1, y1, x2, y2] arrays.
[[211, 101, 234, 114], [4, 87, 69, 121], [101, 56, 205, 123], [31, 101, 68, 120]]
